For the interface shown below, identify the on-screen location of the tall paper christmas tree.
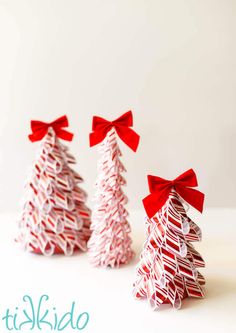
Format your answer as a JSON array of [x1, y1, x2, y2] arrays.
[[133, 169, 205, 309], [17, 115, 91, 256], [88, 111, 140, 267]]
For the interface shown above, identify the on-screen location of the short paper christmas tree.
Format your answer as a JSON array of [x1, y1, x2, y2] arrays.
[[133, 169, 205, 309], [88, 111, 140, 267], [17, 115, 91, 255]]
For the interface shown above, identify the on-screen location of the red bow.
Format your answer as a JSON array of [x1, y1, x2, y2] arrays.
[[142, 169, 205, 218], [28, 115, 73, 142], [89, 111, 140, 152]]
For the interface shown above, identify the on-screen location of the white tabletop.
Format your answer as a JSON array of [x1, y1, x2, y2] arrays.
[[0, 208, 235, 333]]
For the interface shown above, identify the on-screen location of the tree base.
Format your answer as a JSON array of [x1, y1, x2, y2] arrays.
[[162, 292, 188, 304], [29, 234, 91, 256], [31, 244, 79, 256]]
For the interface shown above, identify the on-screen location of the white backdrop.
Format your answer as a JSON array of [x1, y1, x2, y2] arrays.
[[0, 0, 235, 213]]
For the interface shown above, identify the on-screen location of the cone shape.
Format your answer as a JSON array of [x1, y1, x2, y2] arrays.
[[17, 128, 91, 256], [133, 190, 205, 309], [88, 128, 133, 267]]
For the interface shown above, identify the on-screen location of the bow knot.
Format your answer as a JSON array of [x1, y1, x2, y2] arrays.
[[89, 111, 140, 152], [28, 115, 73, 142], [142, 169, 204, 218]]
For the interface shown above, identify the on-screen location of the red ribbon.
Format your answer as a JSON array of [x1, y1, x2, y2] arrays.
[[142, 169, 205, 218], [89, 111, 140, 152], [28, 115, 73, 142]]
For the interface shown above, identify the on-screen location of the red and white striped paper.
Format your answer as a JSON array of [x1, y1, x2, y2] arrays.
[[88, 128, 133, 267], [133, 190, 205, 310], [17, 127, 91, 256]]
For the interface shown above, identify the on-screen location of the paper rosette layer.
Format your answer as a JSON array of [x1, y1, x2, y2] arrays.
[[88, 128, 133, 267], [16, 128, 91, 256], [133, 190, 205, 309]]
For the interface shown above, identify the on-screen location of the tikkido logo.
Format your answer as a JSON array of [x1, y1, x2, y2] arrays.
[[1, 295, 90, 331]]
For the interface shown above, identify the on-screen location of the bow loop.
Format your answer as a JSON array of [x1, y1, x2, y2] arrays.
[[89, 110, 140, 152], [112, 110, 133, 127], [143, 169, 204, 218], [49, 114, 69, 128], [175, 168, 198, 187], [148, 175, 172, 193], [92, 116, 110, 131], [28, 115, 73, 142]]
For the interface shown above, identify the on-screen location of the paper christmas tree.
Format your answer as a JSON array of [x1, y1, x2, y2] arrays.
[[17, 115, 91, 255], [133, 169, 205, 309], [88, 111, 140, 267]]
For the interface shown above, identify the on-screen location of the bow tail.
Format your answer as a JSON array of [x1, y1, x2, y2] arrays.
[[116, 126, 140, 152], [55, 128, 73, 141], [28, 128, 47, 142], [176, 186, 204, 213], [89, 130, 107, 147], [142, 191, 169, 218]]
